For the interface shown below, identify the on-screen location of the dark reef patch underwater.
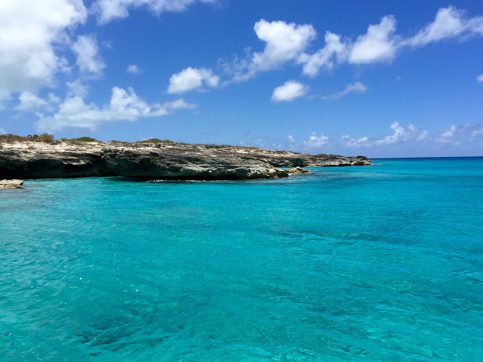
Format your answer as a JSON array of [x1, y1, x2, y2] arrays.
[[1, 158, 483, 360]]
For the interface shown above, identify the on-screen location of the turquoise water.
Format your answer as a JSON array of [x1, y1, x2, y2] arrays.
[[1, 158, 483, 361]]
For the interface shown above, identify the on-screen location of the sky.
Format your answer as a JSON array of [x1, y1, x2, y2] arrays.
[[0, 0, 483, 157]]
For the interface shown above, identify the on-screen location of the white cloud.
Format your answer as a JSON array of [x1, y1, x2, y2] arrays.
[[220, 7, 483, 83], [16, 92, 61, 112], [340, 135, 371, 148], [373, 122, 427, 146], [299, 32, 348, 77], [72, 35, 105, 75], [36, 86, 195, 131], [271, 80, 307, 102], [349, 16, 398, 64], [321, 82, 367, 101], [266, 7, 483, 79], [405, 7, 483, 47], [168, 67, 219, 94], [287, 134, 295, 144], [340, 123, 483, 151], [436, 124, 458, 144], [93, 0, 217, 24], [127, 64, 143, 74], [226, 20, 316, 81], [0, 128, 5, 134], [341, 122, 428, 147], [477, 74, 483, 83], [0, 0, 87, 96], [251, 20, 316, 73], [16, 92, 49, 111], [304, 132, 329, 148], [67, 80, 89, 97], [435, 124, 483, 145]]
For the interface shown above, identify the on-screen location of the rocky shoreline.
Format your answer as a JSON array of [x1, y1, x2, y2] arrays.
[[0, 179, 23, 189], [0, 140, 370, 181]]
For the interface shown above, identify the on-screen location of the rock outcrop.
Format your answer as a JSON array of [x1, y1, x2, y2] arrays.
[[286, 166, 310, 174], [0, 141, 370, 180], [0, 179, 23, 189]]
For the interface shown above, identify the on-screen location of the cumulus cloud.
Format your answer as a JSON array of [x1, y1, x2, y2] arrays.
[[437, 124, 458, 143], [168, 67, 220, 94], [299, 32, 348, 77], [374, 122, 428, 145], [340, 123, 483, 150], [477, 74, 483, 83], [290, 7, 483, 77], [93, 0, 217, 24], [349, 16, 398, 64], [16, 92, 60, 111], [0, 0, 87, 96], [341, 122, 428, 147], [405, 7, 483, 47], [434, 124, 483, 145], [226, 20, 316, 81], [17, 92, 47, 111], [340, 135, 372, 148], [0, 128, 5, 135], [321, 82, 367, 101], [127, 64, 143, 74], [304, 132, 329, 148], [67, 79, 89, 97], [251, 20, 316, 73], [271, 80, 307, 102], [280, 15, 398, 74], [36, 87, 195, 131], [72, 35, 105, 75]]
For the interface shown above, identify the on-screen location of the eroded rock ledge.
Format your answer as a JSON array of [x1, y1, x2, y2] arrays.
[[0, 141, 371, 180]]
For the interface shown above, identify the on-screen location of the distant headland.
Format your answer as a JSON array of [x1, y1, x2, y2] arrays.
[[0, 134, 371, 181]]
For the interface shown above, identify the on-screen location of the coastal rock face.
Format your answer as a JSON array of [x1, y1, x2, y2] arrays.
[[102, 146, 288, 180], [0, 141, 370, 180], [0, 142, 107, 179]]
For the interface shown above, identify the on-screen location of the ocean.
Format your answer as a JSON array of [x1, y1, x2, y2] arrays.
[[1, 158, 482, 361]]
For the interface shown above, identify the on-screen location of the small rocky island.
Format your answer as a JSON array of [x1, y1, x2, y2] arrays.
[[0, 135, 371, 181]]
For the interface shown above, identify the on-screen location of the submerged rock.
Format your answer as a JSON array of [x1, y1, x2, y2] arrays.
[[286, 167, 310, 174], [0, 141, 370, 180], [0, 179, 23, 189]]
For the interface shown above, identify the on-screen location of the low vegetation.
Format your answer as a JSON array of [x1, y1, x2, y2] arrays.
[[0, 133, 56, 143], [60, 137, 100, 145], [62, 136, 98, 142], [0, 134, 181, 146], [136, 138, 177, 144], [0, 134, 263, 150]]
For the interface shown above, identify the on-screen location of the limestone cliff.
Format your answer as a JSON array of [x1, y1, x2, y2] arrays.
[[0, 140, 370, 180]]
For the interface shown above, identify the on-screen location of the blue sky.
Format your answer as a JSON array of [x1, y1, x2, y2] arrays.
[[1, 0, 483, 157]]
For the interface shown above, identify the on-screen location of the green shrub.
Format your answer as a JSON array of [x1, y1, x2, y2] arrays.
[[61, 136, 99, 143], [27, 134, 55, 143]]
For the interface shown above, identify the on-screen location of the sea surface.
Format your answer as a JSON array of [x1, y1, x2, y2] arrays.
[[1, 158, 483, 361]]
